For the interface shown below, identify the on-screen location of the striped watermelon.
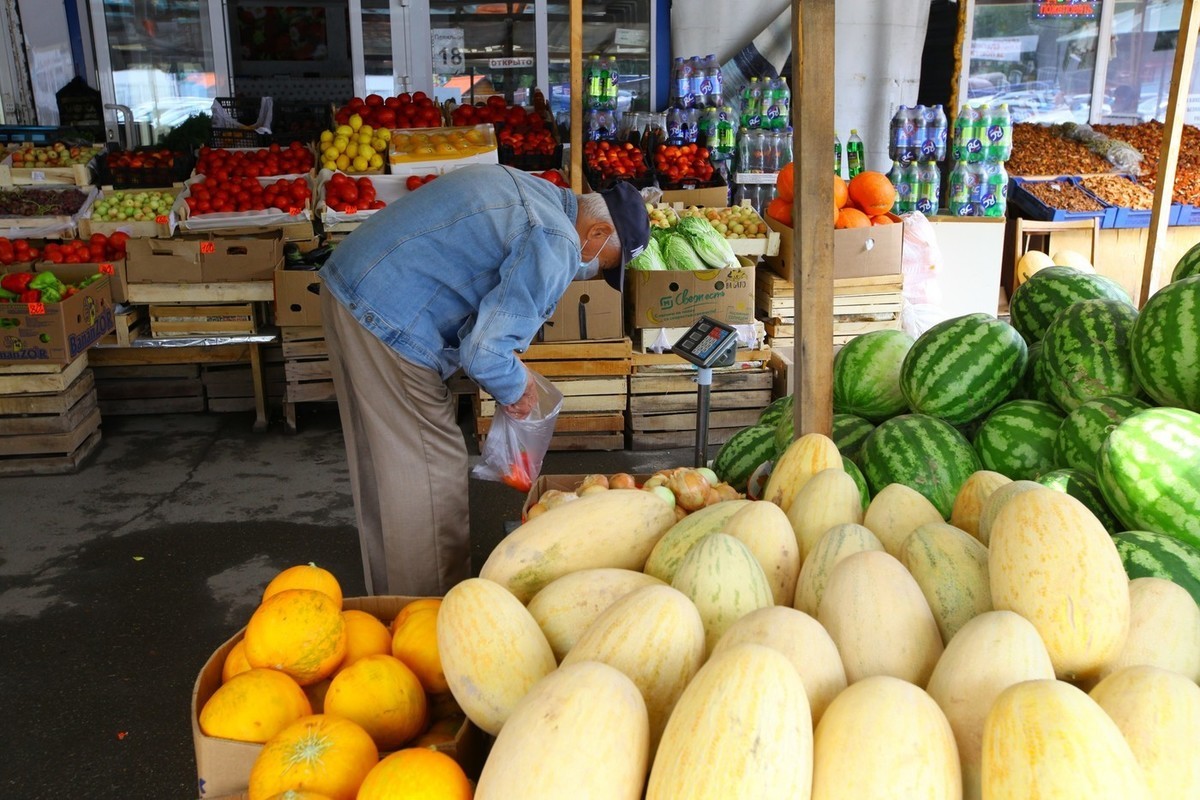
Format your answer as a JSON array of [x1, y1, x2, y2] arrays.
[[899, 313, 1028, 425], [859, 413, 982, 519], [1130, 275, 1200, 412], [1008, 266, 1134, 343], [1036, 468, 1120, 533], [1099, 407, 1200, 551], [1113, 530, 1200, 608], [1054, 395, 1151, 475], [833, 413, 875, 464], [758, 394, 793, 428], [1172, 240, 1200, 283], [972, 399, 1065, 480], [842, 456, 871, 510], [712, 423, 777, 494], [1040, 299, 1141, 412], [832, 329, 914, 422], [1029, 342, 1058, 405], [1007, 340, 1042, 401], [773, 408, 793, 458]]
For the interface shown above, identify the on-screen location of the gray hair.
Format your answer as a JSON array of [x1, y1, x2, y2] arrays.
[[577, 192, 613, 224]]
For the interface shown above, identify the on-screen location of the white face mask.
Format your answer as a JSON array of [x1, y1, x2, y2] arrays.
[[577, 233, 614, 281]]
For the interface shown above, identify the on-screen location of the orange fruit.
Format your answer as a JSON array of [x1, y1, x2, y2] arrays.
[[847, 171, 896, 216], [836, 207, 872, 229], [356, 748, 474, 800], [390, 598, 442, 634], [325, 654, 428, 750], [341, 609, 393, 668], [871, 214, 896, 225], [766, 197, 793, 227], [248, 714, 378, 800], [776, 162, 794, 202], [200, 668, 312, 743], [222, 639, 253, 683], [244, 589, 348, 686], [392, 606, 448, 694], [833, 175, 849, 210], [263, 564, 343, 608]]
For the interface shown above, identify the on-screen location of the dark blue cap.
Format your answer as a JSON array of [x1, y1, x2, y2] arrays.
[[599, 181, 650, 290]]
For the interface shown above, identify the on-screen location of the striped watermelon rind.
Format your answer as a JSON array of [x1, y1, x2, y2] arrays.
[[899, 313, 1029, 426], [712, 423, 777, 494], [1098, 407, 1200, 551], [758, 395, 794, 429], [973, 399, 1065, 481], [1113, 530, 1200, 608], [1172, 241, 1200, 283], [832, 329, 914, 422], [774, 408, 794, 458], [1054, 395, 1151, 475], [1008, 266, 1134, 344], [1036, 468, 1120, 533], [859, 413, 983, 519], [833, 413, 875, 465], [1130, 275, 1200, 413], [1040, 298, 1141, 413], [842, 455, 871, 510]]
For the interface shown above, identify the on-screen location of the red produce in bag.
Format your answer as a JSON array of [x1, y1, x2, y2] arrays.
[[472, 370, 563, 492]]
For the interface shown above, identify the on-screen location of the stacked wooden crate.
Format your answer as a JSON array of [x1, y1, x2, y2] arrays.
[[281, 327, 336, 433], [0, 355, 102, 476], [203, 345, 285, 413], [756, 268, 904, 349], [474, 339, 631, 452], [626, 355, 774, 451], [93, 362, 206, 415]]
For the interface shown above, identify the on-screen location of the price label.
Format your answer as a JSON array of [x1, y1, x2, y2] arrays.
[[200, 241, 216, 254], [288, 207, 301, 216], [155, 215, 169, 225], [30, 170, 45, 183], [27, 302, 45, 315], [99, 262, 114, 275], [432, 28, 466, 75], [344, 206, 358, 215]]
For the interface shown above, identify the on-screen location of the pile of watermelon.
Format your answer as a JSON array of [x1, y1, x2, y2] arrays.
[[714, 242, 1200, 602]]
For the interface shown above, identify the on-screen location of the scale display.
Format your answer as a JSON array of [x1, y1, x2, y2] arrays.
[[673, 316, 739, 368]]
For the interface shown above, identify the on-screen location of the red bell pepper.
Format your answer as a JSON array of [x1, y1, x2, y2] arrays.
[[18, 289, 40, 303], [1, 272, 34, 294]]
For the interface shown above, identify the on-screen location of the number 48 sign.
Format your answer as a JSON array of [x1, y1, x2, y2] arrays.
[[432, 28, 465, 75]]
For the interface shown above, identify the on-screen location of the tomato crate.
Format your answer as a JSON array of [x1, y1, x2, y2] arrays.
[[97, 148, 194, 190]]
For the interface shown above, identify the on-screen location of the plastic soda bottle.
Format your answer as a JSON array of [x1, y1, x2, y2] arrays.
[[952, 105, 970, 162], [915, 162, 940, 214], [949, 161, 972, 216], [835, 133, 843, 177], [684, 108, 700, 144], [717, 106, 736, 158], [666, 106, 685, 145], [898, 162, 918, 213], [765, 77, 790, 130], [676, 58, 694, 107], [981, 161, 1008, 217], [688, 57, 706, 108], [965, 162, 987, 213], [603, 56, 619, 111], [933, 104, 949, 161], [703, 54, 723, 106], [966, 105, 986, 163], [887, 162, 906, 213], [777, 127, 793, 167], [915, 106, 935, 163], [987, 103, 1012, 162], [847, 129, 865, 178], [889, 106, 906, 163], [745, 78, 763, 129], [586, 55, 603, 109]]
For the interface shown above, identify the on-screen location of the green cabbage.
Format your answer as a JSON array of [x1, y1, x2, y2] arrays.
[[663, 233, 706, 271], [628, 237, 667, 271], [675, 216, 737, 269]]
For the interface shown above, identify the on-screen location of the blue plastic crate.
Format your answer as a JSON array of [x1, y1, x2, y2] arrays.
[[1009, 177, 1108, 223], [1173, 204, 1200, 226], [1076, 175, 1153, 229]]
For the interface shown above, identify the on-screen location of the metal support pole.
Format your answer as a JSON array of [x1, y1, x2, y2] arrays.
[[695, 367, 713, 467]]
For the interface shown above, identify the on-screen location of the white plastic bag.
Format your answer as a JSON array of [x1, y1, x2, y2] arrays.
[[900, 210, 949, 336], [472, 371, 563, 492]]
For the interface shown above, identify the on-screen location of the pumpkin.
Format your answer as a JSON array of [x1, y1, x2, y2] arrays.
[[390, 598, 442, 634], [340, 609, 393, 669], [248, 714, 379, 800], [221, 639, 253, 683], [356, 748, 474, 800], [262, 563, 343, 608], [391, 606, 449, 694], [324, 654, 427, 750], [244, 589, 348, 686], [199, 668, 312, 743]]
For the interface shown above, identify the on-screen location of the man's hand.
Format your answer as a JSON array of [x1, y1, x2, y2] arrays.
[[501, 368, 539, 420]]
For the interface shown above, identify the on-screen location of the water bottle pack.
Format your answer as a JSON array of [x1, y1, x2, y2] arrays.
[[947, 160, 1008, 218], [889, 105, 949, 164]]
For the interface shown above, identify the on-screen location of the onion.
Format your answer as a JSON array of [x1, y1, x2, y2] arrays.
[[648, 485, 676, 508], [668, 469, 711, 512], [608, 472, 637, 490], [577, 474, 610, 492], [695, 467, 719, 486]]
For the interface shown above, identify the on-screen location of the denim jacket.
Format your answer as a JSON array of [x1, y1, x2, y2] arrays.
[[320, 164, 586, 405]]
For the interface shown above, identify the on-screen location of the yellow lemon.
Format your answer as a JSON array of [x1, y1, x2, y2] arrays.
[[322, 146, 340, 161], [359, 124, 373, 137], [321, 159, 337, 171], [335, 154, 351, 171], [376, 128, 392, 142], [369, 154, 384, 170], [336, 124, 354, 137], [346, 142, 359, 158], [371, 138, 387, 153], [320, 130, 334, 143], [358, 144, 376, 159], [358, 131, 373, 145], [349, 114, 363, 131], [333, 136, 349, 152], [352, 156, 369, 172]]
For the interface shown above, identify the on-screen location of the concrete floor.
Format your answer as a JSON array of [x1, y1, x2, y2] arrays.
[[0, 404, 687, 799]]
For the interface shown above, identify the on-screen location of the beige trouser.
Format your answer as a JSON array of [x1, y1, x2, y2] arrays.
[[322, 289, 471, 596]]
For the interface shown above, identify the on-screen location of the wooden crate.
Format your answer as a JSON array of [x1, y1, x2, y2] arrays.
[[202, 362, 285, 413], [476, 412, 627, 452], [475, 373, 629, 452], [93, 363, 206, 415], [518, 338, 632, 378], [126, 281, 274, 305], [757, 269, 904, 348], [0, 369, 102, 476], [0, 354, 89, 396], [99, 305, 147, 348], [627, 365, 773, 451], [149, 303, 258, 338], [282, 327, 336, 433]]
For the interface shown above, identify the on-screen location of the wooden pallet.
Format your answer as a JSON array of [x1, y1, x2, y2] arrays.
[[202, 362, 285, 413], [149, 303, 258, 338], [0, 369, 103, 476], [0, 354, 89, 396], [518, 338, 632, 377], [627, 365, 773, 451], [99, 306, 147, 348], [93, 363, 206, 415]]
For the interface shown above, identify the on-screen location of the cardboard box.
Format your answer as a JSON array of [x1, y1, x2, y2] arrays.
[[126, 233, 283, 284], [625, 265, 755, 329], [657, 174, 730, 208], [37, 259, 128, 304], [193, 595, 486, 799], [0, 271, 114, 365], [538, 277, 621, 342], [763, 214, 903, 280], [274, 266, 323, 327]]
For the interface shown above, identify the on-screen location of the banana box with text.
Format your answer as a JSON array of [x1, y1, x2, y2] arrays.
[[0, 264, 114, 365]]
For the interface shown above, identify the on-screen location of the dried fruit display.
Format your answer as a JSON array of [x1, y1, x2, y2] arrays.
[[1093, 121, 1200, 205], [1079, 176, 1154, 209], [1022, 179, 1104, 212], [1008, 124, 1111, 177]]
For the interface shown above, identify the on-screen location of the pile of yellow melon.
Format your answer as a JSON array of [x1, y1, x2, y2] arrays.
[[197, 564, 471, 800]]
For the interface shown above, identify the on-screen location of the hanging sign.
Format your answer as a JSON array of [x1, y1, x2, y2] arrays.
[[432, 28, 466, 75], [1036, 1, 1096, 18], [972, 37, 1024, 62], [488, 57, 534, 70]]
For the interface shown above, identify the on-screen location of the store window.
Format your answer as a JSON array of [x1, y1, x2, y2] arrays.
[[1100, 0, 1197, 124], [544, 0, 653, 115], [429, 2, 539, 106]]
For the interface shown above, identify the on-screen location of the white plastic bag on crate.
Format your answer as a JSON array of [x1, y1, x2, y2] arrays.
[[210, 97, 274, 134], [900, 210, 948, 337], [472, 371, 564, 492]]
